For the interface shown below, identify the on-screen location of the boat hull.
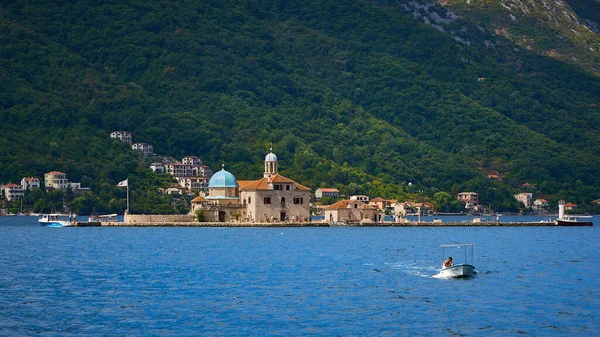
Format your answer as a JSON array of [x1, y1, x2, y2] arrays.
[[439, 264, 477, 278], [38, 214, 74, 227], [555, 219, 593, 226], [39, 220, 73, 227]]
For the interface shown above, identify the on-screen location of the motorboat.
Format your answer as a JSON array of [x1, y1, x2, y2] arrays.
[[88, 213, 118, 222], [38, 214, 75, 227], [437, 243, 477, 278], [555, 215, 593, 226], [554, 199, 593, 226]]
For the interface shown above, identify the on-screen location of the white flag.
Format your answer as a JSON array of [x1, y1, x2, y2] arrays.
[[117, 179, 128, 187]]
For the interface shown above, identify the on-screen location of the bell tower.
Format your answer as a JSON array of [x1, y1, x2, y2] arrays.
[[264, 147, 278, 179]]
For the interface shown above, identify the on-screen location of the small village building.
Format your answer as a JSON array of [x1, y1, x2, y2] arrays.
[[110, 131, 132, 145], [457, 192, 479, 210], [177, 177, 208, 192], [150, 163, 165, 173], [2, 183, 24, 201], [564, 202, 577, 210], [532, 198, 548, 211], [165, 163, 193, 177], [514, 193, 533, 208], [324, 199, 377, 223], [44, 171, 80, 190], [239, 149, 311, 223], [369, 197, 389, 210], [393, 201, 430, 216], [132, 142, 154, 156], [21, 177, 40, 190], [315, 187, 340, 199], [350, 195, 369, 204], [182, 156, 203, 166]]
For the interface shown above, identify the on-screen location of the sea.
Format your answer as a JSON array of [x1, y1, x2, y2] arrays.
[[1, 215, 598, 336]]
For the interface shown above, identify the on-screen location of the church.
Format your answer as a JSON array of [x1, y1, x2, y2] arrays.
[[238, 149, 311, 223], [191, 149, 311, 223]]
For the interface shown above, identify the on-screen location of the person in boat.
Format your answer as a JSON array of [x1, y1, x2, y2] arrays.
[[443, 257, 453, 268]]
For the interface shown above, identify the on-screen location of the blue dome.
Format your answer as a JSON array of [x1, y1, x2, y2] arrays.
[[208, 168, 238, 188], [265, 152, 277, 162]]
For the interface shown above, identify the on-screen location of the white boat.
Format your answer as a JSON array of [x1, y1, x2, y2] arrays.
[[554, 200, 593, 226], [88, 213, 118, 222], [38, 214, 75, 227], [437, 243, 477, 278]]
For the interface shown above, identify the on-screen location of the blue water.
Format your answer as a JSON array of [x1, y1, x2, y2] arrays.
[[1, 216, 599, 336]]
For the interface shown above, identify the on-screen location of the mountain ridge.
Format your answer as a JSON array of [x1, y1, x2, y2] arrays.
[[1, 0, 599, 213]]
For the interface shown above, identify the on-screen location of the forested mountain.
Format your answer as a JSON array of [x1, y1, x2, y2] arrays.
[[1, 0, 599, 213]]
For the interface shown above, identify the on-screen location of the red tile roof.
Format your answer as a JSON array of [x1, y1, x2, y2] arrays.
[[239, 175, 310, 191], [324, 200, 376, 210]]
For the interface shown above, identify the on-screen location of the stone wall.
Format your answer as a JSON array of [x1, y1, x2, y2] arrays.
[[125, 214, 195, 223]]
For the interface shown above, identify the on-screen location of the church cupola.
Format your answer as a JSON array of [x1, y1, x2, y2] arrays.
[[264, 147, 278, 179]]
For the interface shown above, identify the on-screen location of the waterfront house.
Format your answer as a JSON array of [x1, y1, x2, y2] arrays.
[[564, 202, 577, 210], [457, 192, 479, 210], [324, 199, 376, 223]]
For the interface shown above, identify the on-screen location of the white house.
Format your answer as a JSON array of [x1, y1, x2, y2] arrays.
[[21, 177, 40, 190], [350, 195, 369, 204], [132, 142, 154, 156], [532, 198, 548, 211], [177, 177, 209, 191], [182, 156, 203, 166], [514, 193, 533, 208], [150, 163, 165, 173], [110, 131, 132, 145], [2, 183, 24, 201]]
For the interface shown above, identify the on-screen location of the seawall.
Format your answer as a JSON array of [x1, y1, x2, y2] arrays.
[[81, 221, 564, 227]]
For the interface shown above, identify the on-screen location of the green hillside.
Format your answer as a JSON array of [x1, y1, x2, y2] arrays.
[[1, 0, 599, 214]]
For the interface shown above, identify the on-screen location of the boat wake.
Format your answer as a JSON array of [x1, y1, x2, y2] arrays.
[[386, 260, 439, 277]]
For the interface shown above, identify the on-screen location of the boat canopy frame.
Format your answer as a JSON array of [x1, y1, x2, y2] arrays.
[[440, 243, 474, 266]]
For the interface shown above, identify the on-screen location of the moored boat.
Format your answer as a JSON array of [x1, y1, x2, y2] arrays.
[[38, 214, 74, 227], [555, 216, 593, 226], [554, 199, 593, 226]]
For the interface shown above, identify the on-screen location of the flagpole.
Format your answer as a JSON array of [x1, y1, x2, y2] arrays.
[[126, 179, 130, 213]]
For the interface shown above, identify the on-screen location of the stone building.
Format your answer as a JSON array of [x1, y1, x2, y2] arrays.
[[239, 149, 311, 223], [324, 199, 377, 223], [190, 165, 246, 222]]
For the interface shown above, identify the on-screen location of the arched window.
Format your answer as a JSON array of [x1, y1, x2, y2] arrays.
[[281, 197, 286, 206]]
